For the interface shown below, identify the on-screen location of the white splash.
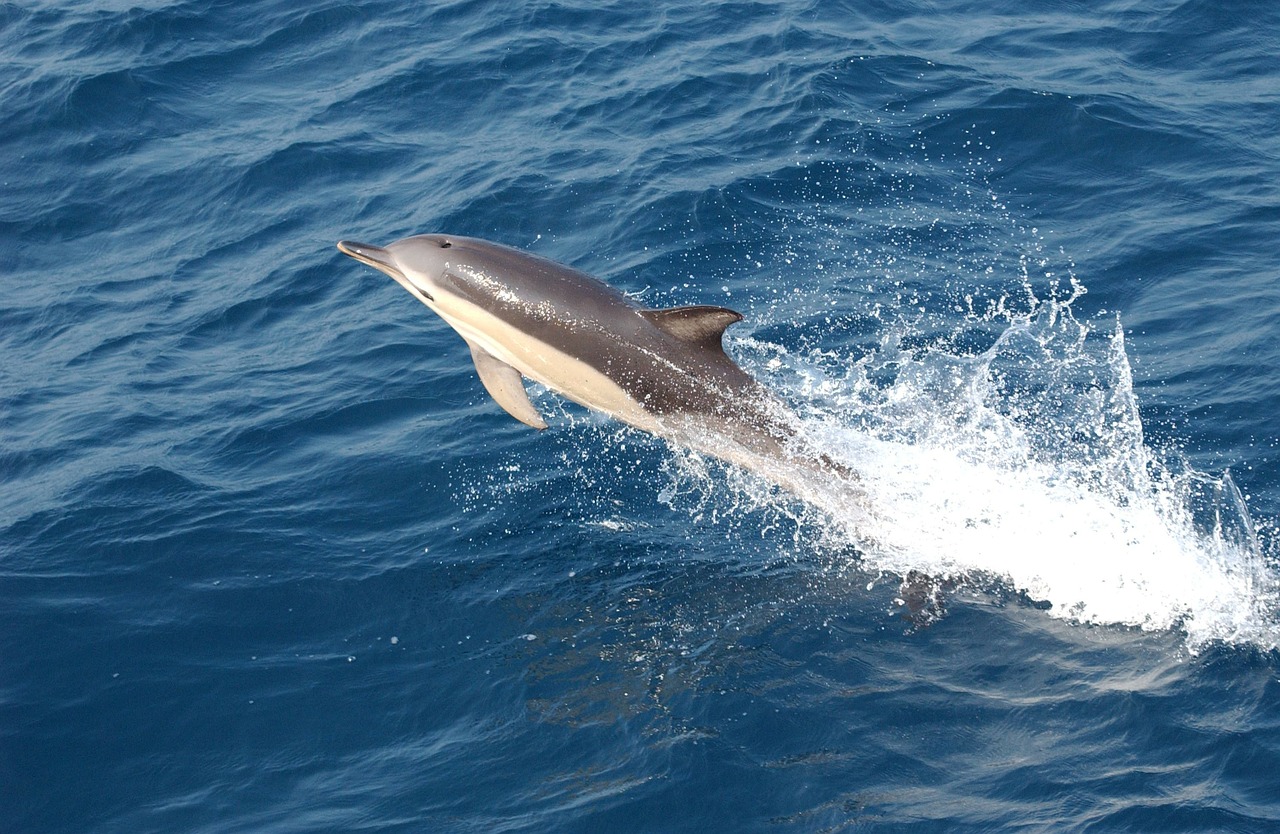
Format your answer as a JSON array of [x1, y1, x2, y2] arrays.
[[718, 282, 1280, 652]]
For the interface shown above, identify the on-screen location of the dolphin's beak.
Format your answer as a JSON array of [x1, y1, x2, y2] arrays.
[[337, 240, 403, 279]]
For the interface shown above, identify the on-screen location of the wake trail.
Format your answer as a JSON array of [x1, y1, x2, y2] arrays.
[[713, 286, 1280, 652]]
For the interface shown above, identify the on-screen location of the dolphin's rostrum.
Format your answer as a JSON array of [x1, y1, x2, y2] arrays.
[[337, 234, 852, 497]]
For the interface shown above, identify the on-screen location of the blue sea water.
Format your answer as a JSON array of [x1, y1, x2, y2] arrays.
[[4, 0, 1280, 830]]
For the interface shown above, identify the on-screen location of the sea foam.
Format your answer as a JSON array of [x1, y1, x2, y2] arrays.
[[717, 279, 1280, 652]]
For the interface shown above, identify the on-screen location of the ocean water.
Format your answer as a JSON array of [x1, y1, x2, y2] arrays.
[[4, 0, 1280, 831]]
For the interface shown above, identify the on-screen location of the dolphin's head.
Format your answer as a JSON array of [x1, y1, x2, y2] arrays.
[[337, 235, 461, 309]]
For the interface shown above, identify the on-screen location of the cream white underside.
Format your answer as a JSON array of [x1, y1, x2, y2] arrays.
[[423, 288, 660, 434]]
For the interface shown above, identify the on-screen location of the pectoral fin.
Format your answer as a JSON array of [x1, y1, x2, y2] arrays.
[[466, 341, 548, 430]]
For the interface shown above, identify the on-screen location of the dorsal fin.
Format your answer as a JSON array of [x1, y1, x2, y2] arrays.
[[638, 305, 744, 352]]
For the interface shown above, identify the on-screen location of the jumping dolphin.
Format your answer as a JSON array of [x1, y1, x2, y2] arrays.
[[336, 234, 853, 498]]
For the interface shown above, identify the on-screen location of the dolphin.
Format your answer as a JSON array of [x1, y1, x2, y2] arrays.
[[336, 234, 853, 498]]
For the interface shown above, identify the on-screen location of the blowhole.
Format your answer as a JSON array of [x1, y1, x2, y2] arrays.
[[440, 240, 452, 248]]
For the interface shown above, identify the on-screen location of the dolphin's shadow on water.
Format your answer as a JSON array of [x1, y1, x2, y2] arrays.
[[895, 571, 951, 631]]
